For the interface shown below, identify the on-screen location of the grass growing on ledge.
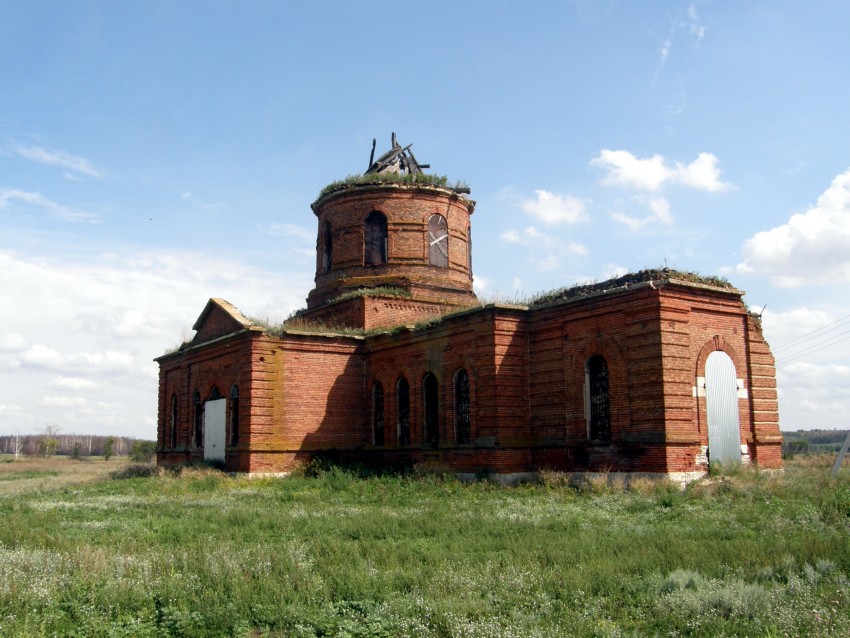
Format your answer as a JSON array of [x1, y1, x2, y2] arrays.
[[330, 286, 412, 304], [0, 455, 848, 636], [316, 172, 470, 201], [530, 267, 734, 308]]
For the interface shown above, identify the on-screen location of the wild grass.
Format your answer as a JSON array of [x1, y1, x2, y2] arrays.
[[0, 455, 132, 498], [316, 172, 470, 201], [0, 455, 848, 636]]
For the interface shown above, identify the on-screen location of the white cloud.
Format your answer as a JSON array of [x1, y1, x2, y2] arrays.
[[520, 190, 589, 225], [74, 309, 173, 340], [776, 361, 850, 430], [500, 226, 587, 272], [18, 348, 136, 375], [0, 404, 23, 417], [760, 306, 850, 430], [688, 3, 706, 42], [0, 332, 27, 353], [590, 150, 732, 193], [737, 168, 850, 286], [592, 150, 669, 191], [472, 274, 488, 295], [762, 307, 839, 350], [0, 248, 312, 437], [49, 376, 98, 391], [0, 188, 100, 223], [267, 223, 315, 243], [657, 3, 706, 66], [610, 195, 673, 230], [13, 144, 106, 179], [602, 263, 630, 279], [181, 191, 228, 211], [501, 229, 522, 244], [675, 153, 729, 191], [42, 396, 88, 408], [659, 36, 672, 64], [18, 344, 65, 370]]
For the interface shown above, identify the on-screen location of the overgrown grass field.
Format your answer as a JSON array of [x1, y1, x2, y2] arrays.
[[1, 456, 849, 637]]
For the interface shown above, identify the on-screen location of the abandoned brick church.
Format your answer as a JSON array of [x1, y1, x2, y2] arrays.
[[156, 136, 782, 480]]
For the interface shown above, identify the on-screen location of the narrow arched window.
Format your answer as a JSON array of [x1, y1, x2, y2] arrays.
[[229, 384, 239, 447], [170, 394, 178, 449], [586, 355, 611, 441], [423, 372, 439, 446], [372, 381, 384, 447], [192, 391, 203, 449], [428, 214, 448, 267], [364, 211, 388, 265], [455, 369, 471, 444], [322, 222, 333, 272], [397, 377, 410, 446], [208, 386, 221, 401]]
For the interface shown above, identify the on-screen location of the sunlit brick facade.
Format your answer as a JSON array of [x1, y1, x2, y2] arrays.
[[156, 164, 782, 480]]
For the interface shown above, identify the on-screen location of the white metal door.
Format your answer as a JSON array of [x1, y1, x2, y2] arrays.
[[705, 351, 741, 467], [204, 398, 227, 462]]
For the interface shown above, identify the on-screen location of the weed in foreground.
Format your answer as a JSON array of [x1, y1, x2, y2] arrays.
[[0, 456, 848, 636]]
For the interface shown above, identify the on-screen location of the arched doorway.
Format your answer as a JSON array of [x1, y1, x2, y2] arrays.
[[705, 351, 742, 467], [204, 386, 226, 462]]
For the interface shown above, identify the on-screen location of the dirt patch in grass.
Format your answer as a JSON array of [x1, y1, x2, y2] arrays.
[[0, 455, 133, 497]]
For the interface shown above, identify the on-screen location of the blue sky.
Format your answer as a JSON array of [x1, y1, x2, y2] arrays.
[[2, 0, 849, 438]]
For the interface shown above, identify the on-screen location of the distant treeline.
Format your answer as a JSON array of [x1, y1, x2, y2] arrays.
[[782, 429, 849, 457], [1, 433, 154, 458]]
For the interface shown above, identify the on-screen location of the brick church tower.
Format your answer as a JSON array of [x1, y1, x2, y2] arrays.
[[299, 134, 478, 330]]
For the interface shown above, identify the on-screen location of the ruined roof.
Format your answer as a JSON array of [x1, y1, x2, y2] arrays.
[[529, 268, 740, 309], [313, 133, 471, 207], [192, 297, 255, 331], [364, 132, 429, 176]]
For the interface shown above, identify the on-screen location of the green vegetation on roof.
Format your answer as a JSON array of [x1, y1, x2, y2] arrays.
[[529, 268, 734, 308], [331, 286, 412, 304], [316, 172, 469, 202]]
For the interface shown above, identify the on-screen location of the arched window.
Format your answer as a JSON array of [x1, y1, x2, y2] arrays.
[[586, 355, 611, 441], [423, 372, 439, 446], [229, 385, 239, 447], [364, 211, 388, 265], [208, 386, 221, 401], [397, 377, 410, 446], [454, 369, 471, 444], [170, 394, 178, 449], [372, 381, 384, 447], [428, 214, 448, 267], [192, 391, 203, 449], [322, 222, 333, 273]]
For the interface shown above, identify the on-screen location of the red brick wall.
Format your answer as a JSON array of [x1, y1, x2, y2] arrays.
[[244, 333, 366, 473], [308, 185, 476, 311], [157, 281, 781, 476], [364, 308, 495, 448], [299, 294, 476, 331], [659, 283, 781, 470], [192, 304, 246, 344], [526, 287, 668, 472], [156, 331, 254, 469], [746, 314, 783, 467]]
